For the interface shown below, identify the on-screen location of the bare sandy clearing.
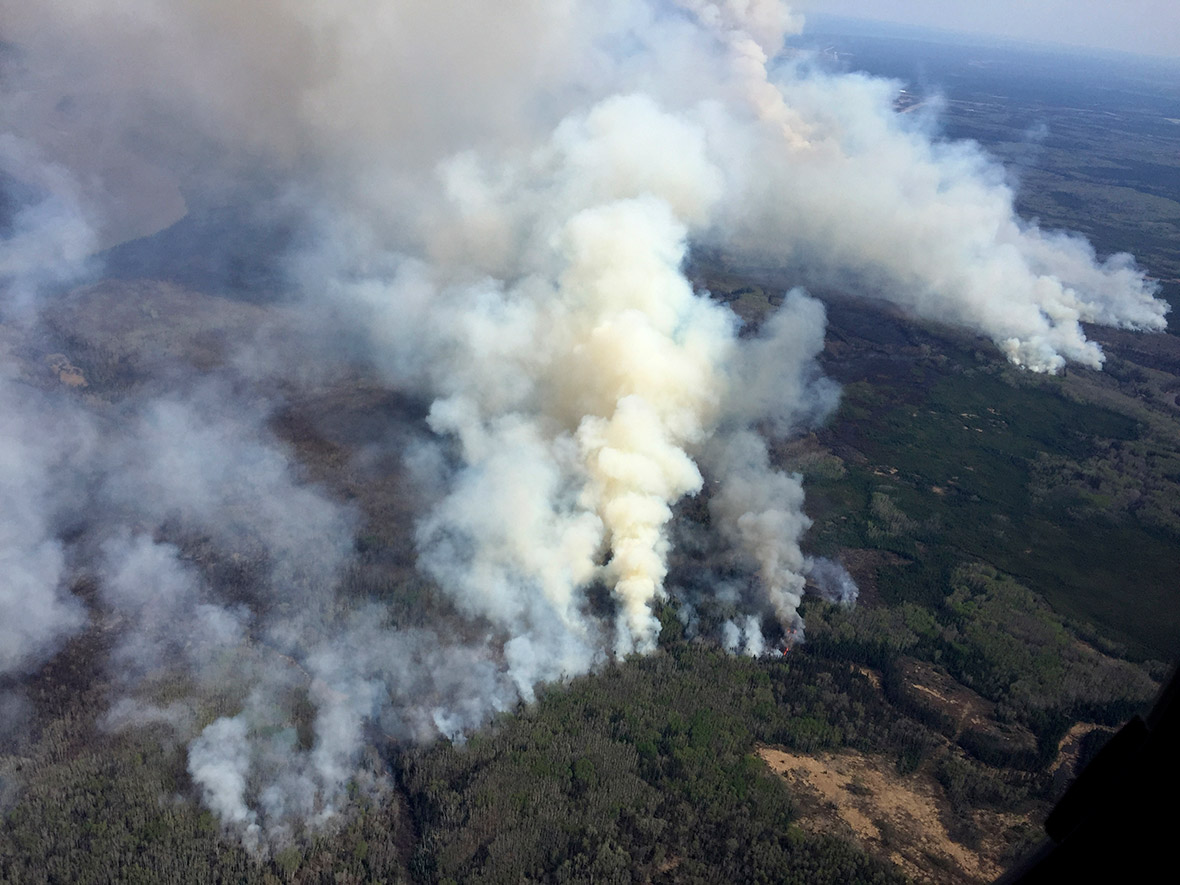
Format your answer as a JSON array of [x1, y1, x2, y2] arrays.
[[758, 745, 1027, 884]]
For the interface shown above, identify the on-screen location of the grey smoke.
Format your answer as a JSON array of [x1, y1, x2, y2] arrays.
[[0, 361, 91, 678], [97, 532, 248, 686], [0, 130, 99, 733], [806, 557, 860, 606], [98, 389, 357, 610], [0, 134, 98, 311], [0, 0, 1168, 849]]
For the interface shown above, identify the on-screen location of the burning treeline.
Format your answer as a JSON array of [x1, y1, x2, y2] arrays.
[[0, 0, 1166, 847]]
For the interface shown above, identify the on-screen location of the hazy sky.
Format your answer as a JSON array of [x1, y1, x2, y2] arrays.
[[802, 0, 1180, 58]]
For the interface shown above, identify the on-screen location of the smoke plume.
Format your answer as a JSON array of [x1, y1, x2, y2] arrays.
[[0, 0, 1166, 847]]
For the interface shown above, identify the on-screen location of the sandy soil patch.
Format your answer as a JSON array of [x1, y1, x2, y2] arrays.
[[759, 746, 1023, 884], [1047, 722, 1110, 780]]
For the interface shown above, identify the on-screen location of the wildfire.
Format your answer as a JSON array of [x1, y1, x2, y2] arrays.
[[781, 627, 798, 654]]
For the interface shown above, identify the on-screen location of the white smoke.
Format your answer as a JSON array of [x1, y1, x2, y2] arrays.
[[188, 716, 261, 848], [714, 64, 1166, 372], [708, 429, 812, 632], [0, 0, 1168, 848], [721, 614, 768, 657]]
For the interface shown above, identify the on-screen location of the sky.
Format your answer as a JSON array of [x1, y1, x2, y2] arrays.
[[801, 0, 1180, 58]]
